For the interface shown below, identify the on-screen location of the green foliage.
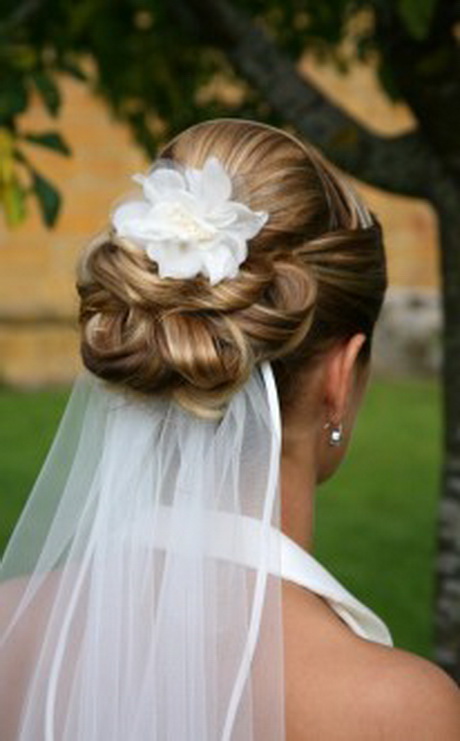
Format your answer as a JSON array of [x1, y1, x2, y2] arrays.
[[0, 0, 452, 228], [397, 0, 438, 40], [0, 16, 72, 227], [30, 70, 62, 116], [0, 78, 28, 119], [31, 168, 61, 226], [21, 131, 72, 156], [0, 127, 27, 225], [1, 176, 26, 227]]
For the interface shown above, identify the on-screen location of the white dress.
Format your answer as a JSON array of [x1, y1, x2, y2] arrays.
[[277, 530, 393, 647]]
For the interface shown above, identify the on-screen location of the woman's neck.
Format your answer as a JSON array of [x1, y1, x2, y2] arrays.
[[280, 444, 317, 553]]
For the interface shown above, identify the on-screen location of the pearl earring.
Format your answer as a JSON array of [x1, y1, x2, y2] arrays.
[[324, 421, 343, 447]]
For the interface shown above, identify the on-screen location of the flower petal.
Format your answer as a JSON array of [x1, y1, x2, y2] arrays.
[[147, 242, 204, 280], [184, 167, 202, 199], [187, 157, 232, 212], [133, 168, 186, 203], [203, 245, 239, 285], [111, 200, 151, 237], [149, 168, 186, 194], [231, 206, 269, 239], [224, 234, 248, 266], [208, 158, 233, 207]]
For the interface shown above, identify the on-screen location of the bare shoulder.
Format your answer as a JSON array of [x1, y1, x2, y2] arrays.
[[282, 581, 460, 740], [371, 645, 460, 739]]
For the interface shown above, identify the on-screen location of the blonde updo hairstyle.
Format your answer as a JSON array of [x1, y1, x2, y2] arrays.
[[77, 120, 387, 418]]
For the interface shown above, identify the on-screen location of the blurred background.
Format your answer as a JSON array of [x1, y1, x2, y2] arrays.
[[1, 0, 458, 676]]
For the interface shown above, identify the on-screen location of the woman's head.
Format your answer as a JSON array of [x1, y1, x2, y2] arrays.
[[77, 119, 387, 419]]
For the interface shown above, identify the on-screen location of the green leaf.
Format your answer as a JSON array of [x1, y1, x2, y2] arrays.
[[0, 81, 28, 121], [398, 0, 438, 41], [0, 127, 15, 182], [31, 71, 61, 116], [59, 59, 88, 82], [31, 169, 61, 227], [9, 45, 38, 71], [1, 178, 27, 227], [22, 131, 71, 156]]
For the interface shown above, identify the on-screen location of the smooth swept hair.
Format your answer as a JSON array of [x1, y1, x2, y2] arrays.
[[77, 119, 387, 417]]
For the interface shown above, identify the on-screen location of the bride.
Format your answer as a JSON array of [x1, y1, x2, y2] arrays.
[[1, 118, 459, 740]]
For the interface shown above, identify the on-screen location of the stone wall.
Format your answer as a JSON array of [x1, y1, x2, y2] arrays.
[[373, 288, 441, 378]]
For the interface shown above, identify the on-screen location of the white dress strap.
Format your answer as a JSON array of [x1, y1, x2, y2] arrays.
[[278, 531, 393, 647], [115, 507, 393, 647]]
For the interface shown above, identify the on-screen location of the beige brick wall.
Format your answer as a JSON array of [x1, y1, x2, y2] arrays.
[[0, 60, 439, 385]]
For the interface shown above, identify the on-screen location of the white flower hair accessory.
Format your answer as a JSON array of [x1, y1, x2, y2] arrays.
[[111, 156, 268, 286]]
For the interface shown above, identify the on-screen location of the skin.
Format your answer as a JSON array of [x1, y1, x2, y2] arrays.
[[280, 333, 460, 739], [280, 333, 370, 552]]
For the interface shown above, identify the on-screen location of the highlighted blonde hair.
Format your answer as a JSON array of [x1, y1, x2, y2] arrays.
[[77, 119, 387, 418]]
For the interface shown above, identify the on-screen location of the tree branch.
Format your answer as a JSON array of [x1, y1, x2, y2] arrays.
[[177, 0, 444, 200]]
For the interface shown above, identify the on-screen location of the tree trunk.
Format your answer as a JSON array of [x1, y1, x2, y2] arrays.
[[432, 179, 460, 683]]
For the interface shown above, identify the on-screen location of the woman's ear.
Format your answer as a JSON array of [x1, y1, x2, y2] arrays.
[[322, 333, 368, 423]]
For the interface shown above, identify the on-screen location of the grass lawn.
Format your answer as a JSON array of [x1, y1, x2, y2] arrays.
[[0, 376, 441, 660]]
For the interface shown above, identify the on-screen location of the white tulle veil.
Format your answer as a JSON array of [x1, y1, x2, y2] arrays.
[[0, 130, 381, 739], [0, 360, 285, 740]]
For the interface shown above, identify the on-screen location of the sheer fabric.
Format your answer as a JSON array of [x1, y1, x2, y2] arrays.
[[0, 362, 284, 741]]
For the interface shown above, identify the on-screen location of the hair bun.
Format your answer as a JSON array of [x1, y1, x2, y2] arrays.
[[77, 234, 318, 418], [77, 119, 386, 417]]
